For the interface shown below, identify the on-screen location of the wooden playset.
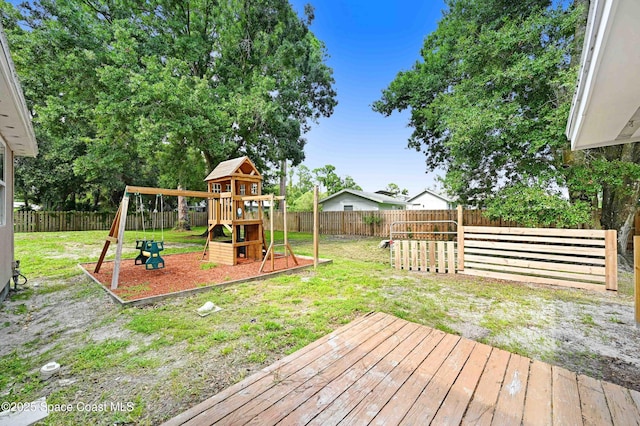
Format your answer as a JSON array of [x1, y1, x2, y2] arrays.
[[95, 156, 299, 290]]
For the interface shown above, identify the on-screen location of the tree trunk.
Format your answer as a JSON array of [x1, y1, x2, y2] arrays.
[[199, 225, 226, 238], [175, 184, 191, 231], [599, 143, 640, 255]]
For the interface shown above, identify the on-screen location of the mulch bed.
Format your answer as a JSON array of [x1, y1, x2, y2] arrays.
[[82, 252, 313, 302]]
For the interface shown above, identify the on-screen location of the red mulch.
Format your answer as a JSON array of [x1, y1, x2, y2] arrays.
[[83, 252, 313, 302]]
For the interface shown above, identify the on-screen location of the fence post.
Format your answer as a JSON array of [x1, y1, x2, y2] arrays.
[[635, 236, 640, 326], [604, 230, 618, 291], [457, 205, 464, 271]]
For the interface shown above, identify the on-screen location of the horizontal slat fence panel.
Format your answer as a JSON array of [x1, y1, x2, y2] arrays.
[[14, 211, 208, 233], [461, 226, 616, 292]]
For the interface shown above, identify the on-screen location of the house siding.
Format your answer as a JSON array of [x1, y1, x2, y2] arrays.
[[1, 143, 13, 300], [321, 194, 406, 212], [407, 192, 451, 210], [322, 195, 380, 212]]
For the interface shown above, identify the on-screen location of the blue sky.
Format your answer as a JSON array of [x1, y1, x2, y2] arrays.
[[289, 0, 447, 196]]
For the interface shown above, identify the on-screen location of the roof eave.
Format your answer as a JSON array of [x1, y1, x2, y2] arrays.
[[567, 0, 640, 150], [0, 24, 37, 157]]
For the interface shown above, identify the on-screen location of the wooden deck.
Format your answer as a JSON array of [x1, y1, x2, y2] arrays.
[[163, 312, 640, 426]]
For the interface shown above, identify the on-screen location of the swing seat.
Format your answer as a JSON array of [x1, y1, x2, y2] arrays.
[[135, 240, 165, 270], [135, 239, 151, 265]]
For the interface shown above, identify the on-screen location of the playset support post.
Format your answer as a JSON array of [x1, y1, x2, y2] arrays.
[[313, 185, 319, 269], [111, 193, 130, 289]]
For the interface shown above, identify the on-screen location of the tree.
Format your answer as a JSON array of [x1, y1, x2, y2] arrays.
[[286, 164, 315, 203], [384, 183, 408, 197], [4, 0, 336, 211], [374, 0, 640, 254], [313, 165, 361, 195]]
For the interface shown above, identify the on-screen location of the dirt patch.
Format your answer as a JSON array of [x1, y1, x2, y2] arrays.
[[82, 252, 313, 301]]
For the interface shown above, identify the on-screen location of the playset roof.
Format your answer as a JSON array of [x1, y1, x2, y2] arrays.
[[204, 156, 261, 182]]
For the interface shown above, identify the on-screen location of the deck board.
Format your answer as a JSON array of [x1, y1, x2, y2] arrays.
[[461, 348, 510, 425], [577, 374, 613, 426], [522, 360, 552, 426], [337, 328, 447, 426], [491, 353, 530, 425], [552, 366, 583, 426], [306, 323, 425, 425], [430, 342, 492, 426], [163, 312, 640, 426]]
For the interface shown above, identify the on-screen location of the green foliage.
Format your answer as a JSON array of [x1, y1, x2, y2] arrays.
[[384, 183, 408, 197], [313, 164, 362, 195], [284, 163, 361, 209], [375, 0, 579, 206], [289, 190, 316, 212], [374, 0, 640, 251], [484, 182, 590, 228], [362, 215, 383, 226], [4, 0, 336, 210]]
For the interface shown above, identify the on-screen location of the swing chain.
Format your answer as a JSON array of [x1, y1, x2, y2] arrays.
[[160, 194, 164, 242], [152, 193, 165, 242], [136, 193, 146, 239]]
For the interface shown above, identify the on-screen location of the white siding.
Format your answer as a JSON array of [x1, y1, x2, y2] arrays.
[[321, 194, 381, 212], [407, 192, 450, 210], [0, 138, 13, 298]]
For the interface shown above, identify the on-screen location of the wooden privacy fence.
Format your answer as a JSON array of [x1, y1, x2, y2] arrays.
[[14, 211, 208, 232], [460, 226, 617, 292], [266, 209, 517, 238]]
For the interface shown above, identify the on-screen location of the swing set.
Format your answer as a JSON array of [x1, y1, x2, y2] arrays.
[[133, 193, 165, 270], [94, 156, 308, 292], [94, 185, 217, 290]]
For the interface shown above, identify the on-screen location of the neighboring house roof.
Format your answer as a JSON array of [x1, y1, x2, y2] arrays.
[[0, 23, 37, 157], [566, 0, 640, 150], [374, 190, 395, 197], [406, 189, 452, 204], [204, 156, 260, 181], [319, 189, 409, 206], [374, 190, 410, 201]]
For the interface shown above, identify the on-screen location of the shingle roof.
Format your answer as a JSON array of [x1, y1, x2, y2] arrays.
[[204, 156, 258, 181], [319, 189, 409, 205]]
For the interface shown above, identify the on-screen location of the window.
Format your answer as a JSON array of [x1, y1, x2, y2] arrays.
[[0, 142, 5, 226], [212, 183, 221, 193], [239, 184, 246, 195], [343, 205, 353, 211], [251, 183, 258, 195], [225, 184, 231, 193]]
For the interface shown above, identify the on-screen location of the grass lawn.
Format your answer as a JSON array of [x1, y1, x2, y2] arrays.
[[1, 229, 638, 425]]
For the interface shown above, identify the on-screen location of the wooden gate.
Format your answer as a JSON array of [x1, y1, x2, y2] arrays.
[[389, 219, 460, 274], [391, 240, 457, 274]]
